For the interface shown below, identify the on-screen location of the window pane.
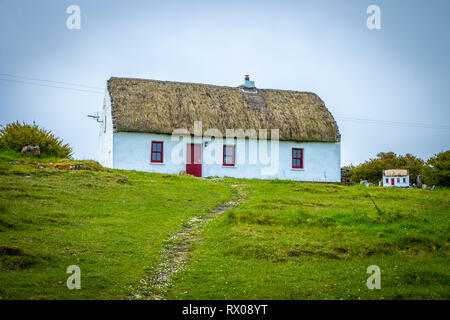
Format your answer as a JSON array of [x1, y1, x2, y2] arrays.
[[293, 149, 303, 159], [154, 143, 161, 152]]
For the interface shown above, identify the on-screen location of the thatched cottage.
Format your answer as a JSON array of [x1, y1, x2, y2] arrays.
[[382, 169, 409, 187], [99, 76, 341, 181]]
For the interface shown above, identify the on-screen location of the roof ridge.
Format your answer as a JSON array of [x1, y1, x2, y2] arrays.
[[108, 76, 320, 95]]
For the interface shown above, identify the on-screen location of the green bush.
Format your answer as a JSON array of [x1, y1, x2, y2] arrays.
[[0, 122, 72, 158], [422, 151, 450, 187], [349, 152, 424, 184]]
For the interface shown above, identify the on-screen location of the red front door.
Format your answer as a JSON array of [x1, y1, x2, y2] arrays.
[[391, 178, 395, 186], [186, 143, 202, 177]]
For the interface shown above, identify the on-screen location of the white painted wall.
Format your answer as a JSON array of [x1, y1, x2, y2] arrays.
[[114, 132, 186, 174], [98, 89, 113, 168], [112, 132, 341, 182], [382, 176, 409, 187]]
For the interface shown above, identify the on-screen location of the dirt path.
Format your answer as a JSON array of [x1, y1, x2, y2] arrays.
[[129, 184, 246, 300]]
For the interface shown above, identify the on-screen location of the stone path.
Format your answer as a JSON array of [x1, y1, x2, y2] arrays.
[[129, 184, 246, 300]]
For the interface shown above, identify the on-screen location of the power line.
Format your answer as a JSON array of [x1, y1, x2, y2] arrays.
[[0, 73, 104, 90], [335, 116, 450, 130], [0, 73, 448, 130], [0, 78, 104, 95]]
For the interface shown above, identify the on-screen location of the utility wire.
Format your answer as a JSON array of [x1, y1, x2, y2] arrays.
[[335, 116, 450, 130], [0, 73, 448, 130], [0, 73, 104, 90], [0, 78, 104, 95]]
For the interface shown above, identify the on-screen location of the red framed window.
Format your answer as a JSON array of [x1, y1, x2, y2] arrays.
[[223, 145, 235, 166], [292, 148, 304, 169], [386, 178, 389, 183], [403, 178, 406, 183], [151, 141, 163, 163]]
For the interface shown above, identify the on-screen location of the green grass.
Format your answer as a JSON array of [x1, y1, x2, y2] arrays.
[[0, 151, 232, 299], [164, 180, 450, 300], [0, 151, 448, 299]]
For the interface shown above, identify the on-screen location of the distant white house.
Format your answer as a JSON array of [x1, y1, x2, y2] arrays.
[[98, 76, 341, 182], [382, 169, 409, 187]]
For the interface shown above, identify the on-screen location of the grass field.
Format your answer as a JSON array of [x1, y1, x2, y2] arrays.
[[0, 151, 232, 299], [166, 180, 449, 299], [0, 151, 448, 299]]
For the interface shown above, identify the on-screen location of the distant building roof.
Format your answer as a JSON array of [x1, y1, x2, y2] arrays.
[[383, 169, 409, 177]]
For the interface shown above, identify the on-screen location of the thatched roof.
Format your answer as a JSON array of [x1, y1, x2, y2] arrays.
[[383, 169, 409, 177], [107, 77, 340, 142]]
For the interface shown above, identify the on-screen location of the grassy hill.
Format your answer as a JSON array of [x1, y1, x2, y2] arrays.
[[0, 151, 448, 299], [0, 151, 232, 299]]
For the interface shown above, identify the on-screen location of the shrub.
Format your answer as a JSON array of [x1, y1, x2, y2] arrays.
[[0, 122, 72, 158], [349, 152, 424, 184], [422, 150, 450, 187]]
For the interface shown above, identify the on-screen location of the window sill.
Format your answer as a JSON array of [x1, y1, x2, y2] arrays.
[[291, 168, 305, 171], [222, 165, 236, 168], [150, 162, 165, 165]]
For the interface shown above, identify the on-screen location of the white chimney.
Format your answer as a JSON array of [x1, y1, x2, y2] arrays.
[[244, 75, 255, 88]]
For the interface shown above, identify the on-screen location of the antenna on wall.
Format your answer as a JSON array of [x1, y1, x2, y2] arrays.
[[87, 112, 103, 123]]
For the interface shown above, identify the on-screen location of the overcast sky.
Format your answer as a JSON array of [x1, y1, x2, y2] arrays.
[[0, 0, 449, 165]]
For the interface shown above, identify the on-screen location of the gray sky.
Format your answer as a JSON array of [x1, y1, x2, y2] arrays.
[[0, 0, 449, 165]]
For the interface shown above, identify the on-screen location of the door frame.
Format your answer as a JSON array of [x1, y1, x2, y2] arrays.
[[186, 143, 202, 177]]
